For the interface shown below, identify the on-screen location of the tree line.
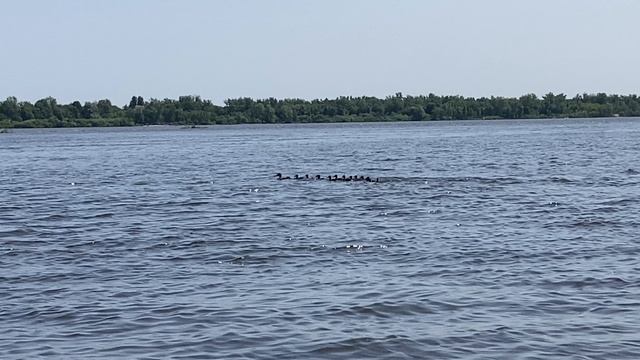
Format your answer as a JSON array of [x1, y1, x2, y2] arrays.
[[1, 92, 639, 128]]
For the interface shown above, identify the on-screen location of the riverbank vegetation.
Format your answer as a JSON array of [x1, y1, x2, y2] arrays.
[[1, 92, 639, 128]]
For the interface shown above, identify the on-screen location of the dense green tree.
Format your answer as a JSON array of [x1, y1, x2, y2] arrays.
[[1, 97, 21, 121], [19, 101, 35, 120], [2, 92, 640, 128], [406, 105, 427, 121], [68, 101, 83, 118], [81, 102, 97, 118], [96, 99, 113, 117], [129, 96, 138, 108], [33, 97, 57, 119]]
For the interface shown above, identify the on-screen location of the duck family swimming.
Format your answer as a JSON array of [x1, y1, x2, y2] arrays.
[[276, 173, 379, 182]]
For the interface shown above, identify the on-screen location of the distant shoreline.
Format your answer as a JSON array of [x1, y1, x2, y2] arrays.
[[2, 116, 637, 134], [2, 92, 639, 129]]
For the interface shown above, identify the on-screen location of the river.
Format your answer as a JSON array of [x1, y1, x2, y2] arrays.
[[1, 118, 639, 359]]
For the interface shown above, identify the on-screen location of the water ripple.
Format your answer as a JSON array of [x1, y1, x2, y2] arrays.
[[1, 119, 640, 359]]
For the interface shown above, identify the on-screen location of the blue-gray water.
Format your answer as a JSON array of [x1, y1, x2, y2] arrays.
[[1, 118, 640, 359]]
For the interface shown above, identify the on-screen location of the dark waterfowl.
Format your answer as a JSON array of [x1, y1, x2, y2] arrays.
[[277, 173, 379, 183]]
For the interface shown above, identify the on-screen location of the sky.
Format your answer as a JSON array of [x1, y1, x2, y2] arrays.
[[1, 0, 639, 106]]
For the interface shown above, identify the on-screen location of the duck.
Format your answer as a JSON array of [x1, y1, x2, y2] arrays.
[[277, 173, 379, 182]]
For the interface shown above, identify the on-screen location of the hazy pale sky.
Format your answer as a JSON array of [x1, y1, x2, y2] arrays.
[[1, 0, 639, 105]]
